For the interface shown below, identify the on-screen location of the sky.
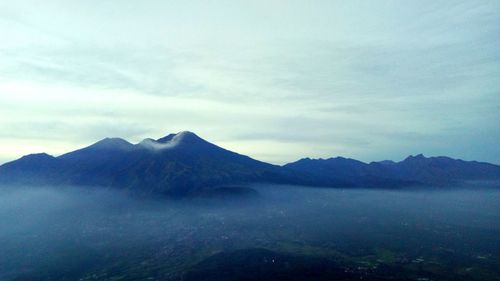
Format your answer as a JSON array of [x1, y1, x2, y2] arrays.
[[0, 0, 499, 165]]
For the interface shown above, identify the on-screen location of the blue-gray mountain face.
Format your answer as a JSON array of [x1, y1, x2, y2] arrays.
[[0, 131, 499, 195], [285, 155, 500, 187], [0, 132, 301, 196]]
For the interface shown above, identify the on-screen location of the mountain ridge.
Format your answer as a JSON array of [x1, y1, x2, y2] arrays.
[[0, 132, 306, 196], [286, 153, 500, 187], [1, 131, 499, 196]]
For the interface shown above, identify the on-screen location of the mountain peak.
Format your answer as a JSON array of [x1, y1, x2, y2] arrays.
[[156, 134, 176, 143], [404, 154, 426, 161], [21, 152, 54, 159], [177, 130, 196, 137], [157, 131, 204, 144], [17, 153, 56, 163], [375, 160, 396, 165], [173, 131, 203, 142], [91, 138, 133, 150], [138, 131, 207, 151]]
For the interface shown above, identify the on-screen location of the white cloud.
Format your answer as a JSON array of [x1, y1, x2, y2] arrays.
[[0, 0, 499, 164]]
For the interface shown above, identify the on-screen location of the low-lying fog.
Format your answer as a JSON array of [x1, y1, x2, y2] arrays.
[[0, 185, 499, 280]]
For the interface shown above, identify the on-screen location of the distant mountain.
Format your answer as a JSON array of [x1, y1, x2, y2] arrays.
[[1, 132, 499, 195], [285, 154, 500, 187], [283, 157, 410, 188], [0, 132, 301, 196]]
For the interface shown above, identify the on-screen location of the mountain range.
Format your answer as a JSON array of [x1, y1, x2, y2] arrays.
[[0, 131, 499, 196]]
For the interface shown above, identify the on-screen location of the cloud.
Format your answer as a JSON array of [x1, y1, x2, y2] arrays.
[[0, 0, 499, 165]]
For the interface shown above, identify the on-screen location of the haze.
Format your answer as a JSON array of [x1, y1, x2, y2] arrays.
[[1, 185, 499, 280]]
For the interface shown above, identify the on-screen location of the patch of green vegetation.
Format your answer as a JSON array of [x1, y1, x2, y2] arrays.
[[274, 240, 345, 258], [373, 248, 398, 264]]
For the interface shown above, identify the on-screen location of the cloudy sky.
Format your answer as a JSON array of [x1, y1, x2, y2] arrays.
[[0, 0, 499, 165]]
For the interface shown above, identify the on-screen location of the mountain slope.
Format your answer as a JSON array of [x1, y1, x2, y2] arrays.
[[285, 154, 500, 187], [1, 132, 499, 195], [284, 157, 418, 188], [0, 132, 299, 196]]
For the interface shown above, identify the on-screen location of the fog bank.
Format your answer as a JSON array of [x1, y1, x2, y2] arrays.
[[0, 185, 499, 280]]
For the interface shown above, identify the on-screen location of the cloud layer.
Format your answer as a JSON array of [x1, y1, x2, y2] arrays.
[[0, 0, 499, 164]]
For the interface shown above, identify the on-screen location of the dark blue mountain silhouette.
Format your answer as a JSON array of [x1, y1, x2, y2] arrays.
[[285, 154, 500, 188], [0, 132, 303, 196], [1, 132, 499, 195]]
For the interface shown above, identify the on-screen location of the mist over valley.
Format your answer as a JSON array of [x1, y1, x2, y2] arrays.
[[1, 185, 499, 281]]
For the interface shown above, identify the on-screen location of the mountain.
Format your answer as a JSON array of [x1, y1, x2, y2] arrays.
[[0, 131, 301, 196], [1, 132, 499, 195], [285, 154, 500, 187], [283, 157, 419, 188]]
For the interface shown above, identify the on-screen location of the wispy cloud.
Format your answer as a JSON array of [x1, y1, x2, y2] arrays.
[[0, 0, 499, 164]]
